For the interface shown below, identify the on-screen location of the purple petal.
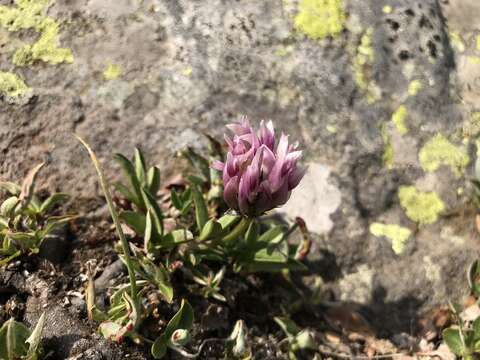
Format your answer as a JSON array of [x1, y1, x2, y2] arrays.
[[223, 176, 239, 210], [275, 133, 289, 160], [288, 167, 306, 190], [259, 120, 275, 150], [211, 160, 224, 171]]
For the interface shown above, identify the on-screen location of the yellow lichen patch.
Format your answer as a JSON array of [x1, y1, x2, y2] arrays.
[[103, 63, 123, 80], [476, 35, 480, 51], [418, 133, 469, 177], [408, 80, 423, 96], [0, 71, 31, 97], [391, 105, 408, 135], [467, 56, 480, 65], [326, 124, 337, 133], [294, 0, 346, 40], [381, 125, 394, 170], [382, 5, 392, 14], [0, 0, 73, 66], [181, 66, 193, 77], [398, 186, 445, 225], [275, 46, 293, 57], [352, 28, 381, 103], [449, 31, 465, 53], [370, 222, 412, 255]]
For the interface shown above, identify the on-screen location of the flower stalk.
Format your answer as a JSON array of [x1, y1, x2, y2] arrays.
[[76, 135, 138, 302]]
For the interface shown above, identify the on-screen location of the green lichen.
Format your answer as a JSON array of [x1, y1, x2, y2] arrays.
[[352, 28, 381, 103], [370, 222, 412, 255], [0, 71, 31, 97], [398, 186, 445, 225], [391, 105, 408, 135], [381, 125, 394, 170], [103, 63, 123, 80], [0, 0, 73, 66], [418, 133, 469, 177], [408, 80, 423, 96], [294, 0, 346, 40]]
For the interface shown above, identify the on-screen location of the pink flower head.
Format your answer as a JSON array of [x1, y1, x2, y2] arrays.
[[212, 116, 305, 217]]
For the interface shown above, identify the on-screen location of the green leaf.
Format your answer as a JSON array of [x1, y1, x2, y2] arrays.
[[151, 336, 168, 359], [274, 317, 300, 338], [245, 220, 260, 247], [144, 211, 154, 254], [198, 219, 222, 241], [25, 312, 45, 360], [161, 229, 193, 248], [119, 211, 146, 236], [295, 330, 316, 350], [114, 182, 138, 205], [114, 153, 146, 209], [0, 216, 9, 229], [166, 299, 194, 336], [147, 167, 161, 195], [39, 193, 69, 214], [0, 182, 21, 196], [0, 197, 19, 218], [191, 185, 208, 232], [0, 318, 30, 360], [141, 188, 163, 237], [474, 317, 480, 337], [39, 215, 76, 238], [258, 226, 286, 244], [0, 250, 22, 267], [218, 214, 241, 232], [152, 299, 194, 359], [138, 255, 173, 303], [170, 189, 183, 210], [134, 148, 147, 185], [443, 327, 465, 356]]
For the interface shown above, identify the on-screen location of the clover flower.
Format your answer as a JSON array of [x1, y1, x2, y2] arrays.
[[213, 117, 305, 217]]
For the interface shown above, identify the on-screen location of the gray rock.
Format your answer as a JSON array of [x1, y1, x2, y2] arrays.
[[0, 0, 479, 333]]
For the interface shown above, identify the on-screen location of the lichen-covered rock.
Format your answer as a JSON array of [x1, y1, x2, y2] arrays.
[[1, 0, 479, 334]]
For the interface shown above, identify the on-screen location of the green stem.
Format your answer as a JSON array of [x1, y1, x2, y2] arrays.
[[76, 136, 138, 302], [222, 217, 252, 245]]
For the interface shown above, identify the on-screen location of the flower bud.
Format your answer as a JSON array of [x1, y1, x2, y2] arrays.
[[170, 328, 190, 347]]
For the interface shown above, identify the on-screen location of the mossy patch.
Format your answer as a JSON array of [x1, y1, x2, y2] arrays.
[[418, 133, 469, 177], [103, 63, 123, 80], [391, 105, 408, 135], [0, 71, 31, 97], [294, 0, 346, 40], [398, 186, 445, 225], [0, 0, 73, 66], [370, 222, 412, 255], [352, 28, 381, 103]]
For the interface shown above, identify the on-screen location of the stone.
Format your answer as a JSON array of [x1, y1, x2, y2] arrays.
[[0, 0, 479, 334]]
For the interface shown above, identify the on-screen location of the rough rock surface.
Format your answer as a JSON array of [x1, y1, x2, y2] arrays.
[[1, 0, 480, 334]]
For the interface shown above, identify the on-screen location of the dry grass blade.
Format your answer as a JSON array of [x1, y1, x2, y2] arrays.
[[75, 134, 138, 301], [19, 162, 45, 204]]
